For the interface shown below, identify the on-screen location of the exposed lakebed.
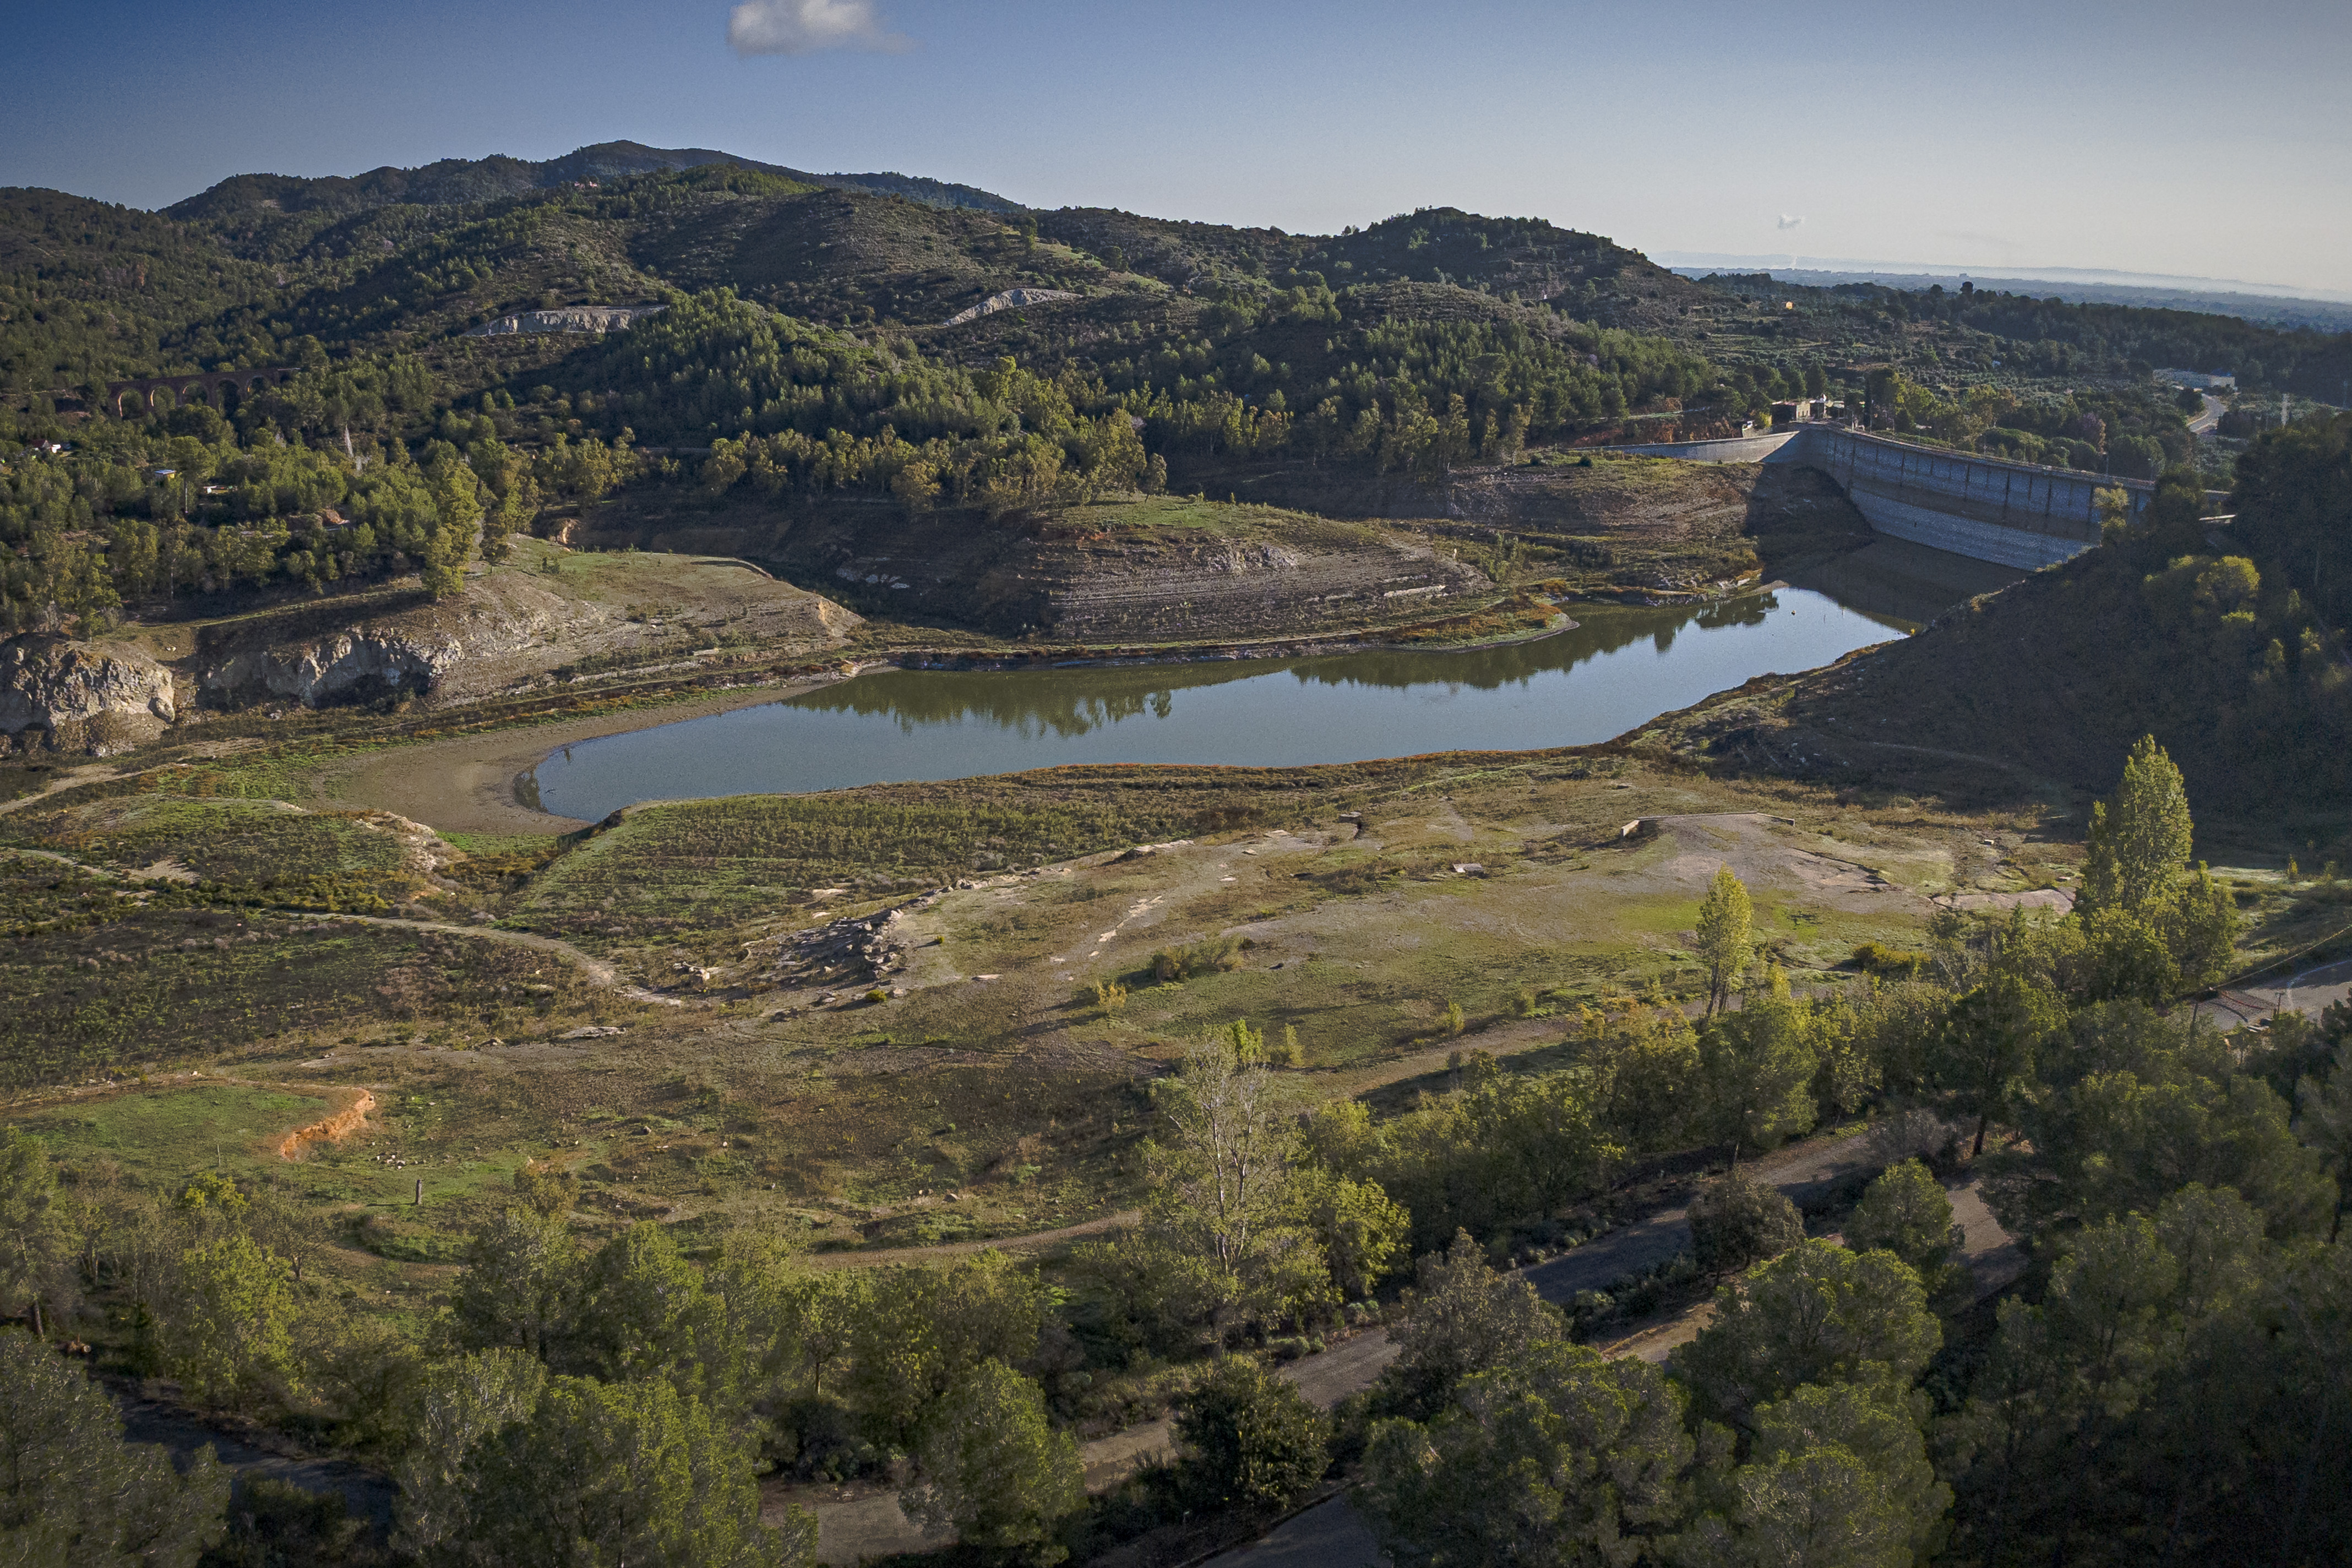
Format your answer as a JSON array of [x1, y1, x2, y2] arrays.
[[521, 589, 1908, 818]]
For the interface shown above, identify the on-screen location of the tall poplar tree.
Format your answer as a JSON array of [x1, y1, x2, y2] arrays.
[[2081, 734, 2195, 917], [1696, 865, 1756, 1017]]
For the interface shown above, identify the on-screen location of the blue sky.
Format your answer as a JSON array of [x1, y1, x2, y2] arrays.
[[4, 0, 2348, 293]]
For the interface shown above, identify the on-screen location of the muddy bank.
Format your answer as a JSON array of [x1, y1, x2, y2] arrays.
[[322, 601, 1595, 836], [319, 670, 873, 835]]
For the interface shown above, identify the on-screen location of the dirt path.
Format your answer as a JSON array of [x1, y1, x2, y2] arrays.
[[0, 844, 99, 873], [1831, 737, 2077, 809], [0, 763, 126, 816], [325, 913, 626, 988], [2, 832, 663, 1004], [797, 1208, 1145, 1271]]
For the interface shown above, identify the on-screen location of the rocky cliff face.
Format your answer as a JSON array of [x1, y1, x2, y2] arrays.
[[199, 623, 470, 709], [192, 558, 851, 710], [194, 582, 583, 709], [0, 635, 177, 754]]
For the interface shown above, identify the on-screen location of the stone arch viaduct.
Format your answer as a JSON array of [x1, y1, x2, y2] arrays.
[[1610, 424, 2154, 569], [106, 366, 300, 418]]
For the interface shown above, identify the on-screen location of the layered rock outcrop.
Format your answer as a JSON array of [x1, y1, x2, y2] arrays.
[[192, 558, 850, 710], [614, 501, 1491, 643], [200, 623, 472, 709], [0, 635, 178, 754]]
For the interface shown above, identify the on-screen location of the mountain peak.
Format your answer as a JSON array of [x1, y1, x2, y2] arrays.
[[165, 142, 1023, 221]]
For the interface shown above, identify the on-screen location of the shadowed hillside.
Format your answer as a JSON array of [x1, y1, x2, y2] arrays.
[[1656, 420, 2352, 830]]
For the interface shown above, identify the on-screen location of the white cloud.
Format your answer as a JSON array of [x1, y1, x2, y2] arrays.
[[1776, 214, 1805, 231], [727, 0, 911, 56]]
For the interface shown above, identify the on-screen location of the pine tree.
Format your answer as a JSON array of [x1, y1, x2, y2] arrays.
[[906, 1360, 1082, 1562], [0, 1129, 68, 1337], [0, 1335, 228, 1566]]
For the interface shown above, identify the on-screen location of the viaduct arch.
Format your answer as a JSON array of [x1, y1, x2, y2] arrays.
[[107, 367, 300, 418], [1607, 424, 2153, 570]]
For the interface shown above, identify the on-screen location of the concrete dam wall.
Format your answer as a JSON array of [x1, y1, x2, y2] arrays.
[[1789, 428, 2146, 569], [1602, 425, 2152, 570]]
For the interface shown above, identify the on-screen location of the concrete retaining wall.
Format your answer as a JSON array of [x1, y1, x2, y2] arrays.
[[1598, 431, 1803, 463]]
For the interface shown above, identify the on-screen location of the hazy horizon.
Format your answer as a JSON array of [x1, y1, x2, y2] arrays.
[[4, 0, 2346, 295]]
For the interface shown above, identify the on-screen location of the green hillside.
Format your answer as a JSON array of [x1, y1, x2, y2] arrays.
[[1, 141, 2344, 647]]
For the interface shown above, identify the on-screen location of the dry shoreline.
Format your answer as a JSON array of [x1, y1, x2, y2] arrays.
[[317, 584, 1773, 839], [318, 671, 865, 835], [311, 616, 1587, 837]]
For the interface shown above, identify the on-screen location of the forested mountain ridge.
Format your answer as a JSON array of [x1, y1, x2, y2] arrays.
[[1701, 268, 2352, 404], [165, 138, 1022, 225], [0, 189, 285, 391], [2, 143, 2345, 653], [9, 140, 2345, 416]]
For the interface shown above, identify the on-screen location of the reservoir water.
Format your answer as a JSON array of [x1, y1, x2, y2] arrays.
[[521, 586, 1910, 820]]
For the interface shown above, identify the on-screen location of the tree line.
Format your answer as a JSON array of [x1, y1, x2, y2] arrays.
[[0, 355, 634, 632]]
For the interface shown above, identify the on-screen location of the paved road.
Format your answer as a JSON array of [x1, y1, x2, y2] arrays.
[[2189, 393, 2226, 436], [1519, 1131, 1876, 1306], [794, 1329, 1406, 1563], [1191, 1144, 2026, 1568], [2196, 956, 2352, 1030], [802, 1125, 1987, 1566], [115, 1386, 395, 1534], [1205, 1494, 1387, 1568]]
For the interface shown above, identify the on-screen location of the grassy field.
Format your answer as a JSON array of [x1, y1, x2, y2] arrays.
[[0, 795, 421, 890], [17, 1083, 339, 1174], [0, 794, 616, 1088], [0, 895, 616, 1087], [7, 714, 2334, 1344], [507, 764, 1406, 952], [0, 726, 2108, 1310], [456, 753, 2023, 1248], [1035, 494, 1394, 552]]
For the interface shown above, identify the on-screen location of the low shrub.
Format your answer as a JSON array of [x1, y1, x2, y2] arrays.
[[1853, 940, 1929, 977], [1150, 937, 1244, 982]]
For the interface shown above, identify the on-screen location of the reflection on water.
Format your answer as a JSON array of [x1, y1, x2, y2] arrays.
[[525, 589, 1910, 819], [1787, 537, 2026, 626], [786, 595, 1821, 740]]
